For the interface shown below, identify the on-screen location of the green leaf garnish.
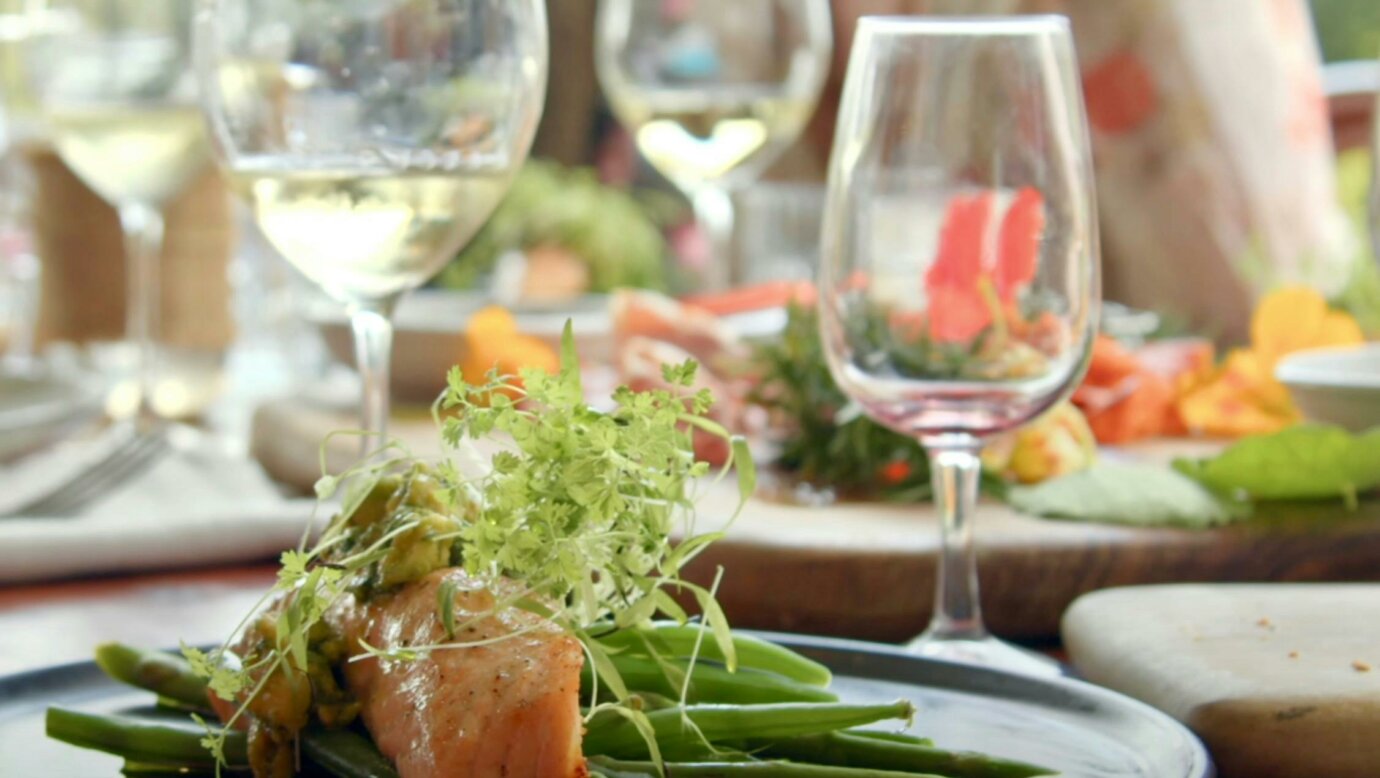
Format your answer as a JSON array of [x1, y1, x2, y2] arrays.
[[1174, 425, 1380, 507], [1009, 463, 1250, 527]]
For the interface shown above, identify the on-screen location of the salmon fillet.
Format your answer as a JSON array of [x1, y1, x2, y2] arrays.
[[328, 569, 587, 778]]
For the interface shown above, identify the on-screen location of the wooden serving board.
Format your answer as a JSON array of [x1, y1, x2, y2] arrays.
[[251, 396, 1380, 642], [1063, 584, 1380, 778]]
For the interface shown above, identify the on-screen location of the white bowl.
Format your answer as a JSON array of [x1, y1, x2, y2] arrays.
[[307, 290, 613, 403], [1275, 343, 1380, 432]]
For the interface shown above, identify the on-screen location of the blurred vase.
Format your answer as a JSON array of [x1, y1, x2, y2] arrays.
[[28, 144, 235, 418], [1062, 0, 1356, 344]]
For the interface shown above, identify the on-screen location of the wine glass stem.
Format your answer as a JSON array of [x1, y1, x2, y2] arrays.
[[349, 302, 396, 454], [924, 438, 988, 642], [691, 184, 736, 290], [117, 201, 165, 427]]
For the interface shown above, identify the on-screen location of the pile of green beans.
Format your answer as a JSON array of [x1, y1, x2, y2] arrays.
[[46, 630, 1054, 777]]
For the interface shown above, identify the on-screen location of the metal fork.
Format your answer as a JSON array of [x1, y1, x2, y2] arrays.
[[1, 423, 172, 518]]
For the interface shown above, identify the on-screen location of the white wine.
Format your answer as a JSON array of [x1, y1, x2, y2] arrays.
[[47, 102, 210, 206], [0, 8, 35, 139], [237, 166, 509, 304], [606, 85, 815, 188]]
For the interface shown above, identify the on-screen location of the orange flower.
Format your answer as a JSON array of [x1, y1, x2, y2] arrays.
[[1072, 335, 1176, 445], [460, 306, 560, 396], [924, 188, 1045, 344], [1176, 286, 1364, 437]]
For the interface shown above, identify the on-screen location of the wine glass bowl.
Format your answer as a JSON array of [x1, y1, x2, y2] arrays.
[[195, 0, 548, 441], [818, 16, 1100, 673], [34, 5, 207, 208], [27, 0, 211, 425], [595, 0, 832, 289]]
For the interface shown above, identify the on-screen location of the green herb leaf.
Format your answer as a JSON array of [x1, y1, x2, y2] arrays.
[[584, 636, 630, 702], [437, 579, 458, 641], [560, 319, 581, 397], [313, 475, 337, 500], [662, 532, 724, 577], [650, 589, 688, 624], [1174, 425, 1380, 505], [680, 576, 736, 673], [732, 437, 755, 507], [1009, 463, 1250, 528]]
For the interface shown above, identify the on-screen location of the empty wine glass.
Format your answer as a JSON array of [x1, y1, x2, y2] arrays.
[[28, 0, 211, 425], [818, 16, 1100, 674], [595, 0, 832, 290], [195, 0, 548, 446]]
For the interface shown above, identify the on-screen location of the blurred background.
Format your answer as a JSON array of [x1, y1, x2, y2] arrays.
[[4, 3, 1380, 751], [1, 0, 1378, 457]]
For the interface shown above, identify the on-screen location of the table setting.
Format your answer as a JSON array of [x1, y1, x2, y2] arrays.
[[0, 1, 1378, 777]]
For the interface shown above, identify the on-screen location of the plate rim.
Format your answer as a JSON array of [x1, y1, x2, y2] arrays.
[[762, 630, 1213, 776], [2, 632, 1214, 777], [1275, 343, 1380, 391]]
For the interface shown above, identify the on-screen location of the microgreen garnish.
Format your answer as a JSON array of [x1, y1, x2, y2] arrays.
[[184, 322, 754, 774]]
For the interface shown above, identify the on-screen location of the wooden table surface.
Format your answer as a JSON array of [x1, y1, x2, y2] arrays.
[[679, 484, 1380, 643], [6, 486, 1380, 678]]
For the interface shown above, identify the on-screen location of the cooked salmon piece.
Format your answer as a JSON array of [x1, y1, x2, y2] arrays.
[[327, 569, 587, 778]]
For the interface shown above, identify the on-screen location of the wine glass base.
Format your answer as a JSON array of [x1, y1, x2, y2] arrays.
[[901, 633, 1065, 678]]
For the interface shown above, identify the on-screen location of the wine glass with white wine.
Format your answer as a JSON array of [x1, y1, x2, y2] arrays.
[[28, 0, 210, 423], [195, 0, 548, 447], [596, 0, 831, 290], [818, 17, 1100, 675]]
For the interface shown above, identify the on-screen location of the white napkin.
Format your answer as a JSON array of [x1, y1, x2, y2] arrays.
[[0, 426, 319, 584]]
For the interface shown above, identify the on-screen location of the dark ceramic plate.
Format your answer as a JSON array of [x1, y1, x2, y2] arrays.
[[0, 633, 1212, 777]]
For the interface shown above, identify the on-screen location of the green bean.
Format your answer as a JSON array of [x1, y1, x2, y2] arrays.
[[95, 643, 210, 710], [757, 733, 1054, 778], [583, 701, 914, 759], [121, 763, 234, 777], [301, 727, 400, 778], [585, 655, 837, 705], [843, 730, 934, 747], [45, 707, 245, 768], [596, 623, 833, 686], [588, 756, 945, 777]]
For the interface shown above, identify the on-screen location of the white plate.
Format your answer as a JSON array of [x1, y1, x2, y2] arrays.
[[306, 290, 613, 402], [1275, 343, 1380, 432]]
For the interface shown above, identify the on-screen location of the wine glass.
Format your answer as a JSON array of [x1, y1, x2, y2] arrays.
[[28, 0, 211, 425], [195, 0, 548, 446], [818, 16, 1100, 674], [595, 0, 832, 290]]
